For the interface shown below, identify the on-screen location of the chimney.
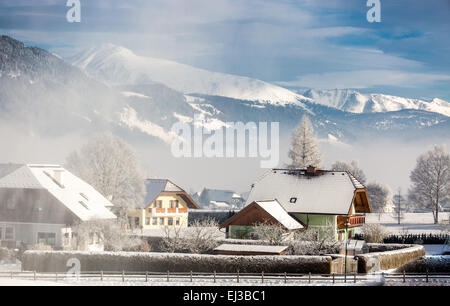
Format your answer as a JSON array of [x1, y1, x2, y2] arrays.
[[53, 169, 65, 187], [306, 165, 317, 176]]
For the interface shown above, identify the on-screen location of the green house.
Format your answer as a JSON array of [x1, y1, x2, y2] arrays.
[[220, 167, 371, 241]]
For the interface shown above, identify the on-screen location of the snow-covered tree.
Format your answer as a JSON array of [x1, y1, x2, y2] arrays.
[[65, 133, 145, 222], [288, 115, 322, 169], [366, 182, 392, 213], [408, 145, 450, 224], [331, 160, 367, 184]]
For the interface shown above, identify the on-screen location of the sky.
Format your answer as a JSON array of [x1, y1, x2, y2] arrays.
[[0, 0, 449, 101]]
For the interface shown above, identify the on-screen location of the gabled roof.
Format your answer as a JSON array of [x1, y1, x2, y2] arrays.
[[141, 178, 200, 209], [201, 188, 236, 203], [245, 169, 369, 215], [220, 199, 304, 230], [0, 164, 116, 221]]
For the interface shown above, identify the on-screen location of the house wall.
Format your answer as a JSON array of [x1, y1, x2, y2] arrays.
[[0, 221, 65, 248], [128, 194, 189, 229]]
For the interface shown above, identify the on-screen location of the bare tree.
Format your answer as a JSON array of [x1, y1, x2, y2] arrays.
[[252, 221, 289, 245], [183, 218, 222, 254], [65, 133, 145, 222], [331, 160, 367, 184], [392, 188, 406, 225], [408, 145, 450, 224], [161, 225, 187, 253], [366, 182, 392, 213], [71, 219, 142, 251], [361, 224, 387, 243], [288, 115, 322, 169]]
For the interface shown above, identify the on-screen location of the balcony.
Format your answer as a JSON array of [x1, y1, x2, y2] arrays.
[[337, 215, 365, 229], [147, 207, 188, 216]]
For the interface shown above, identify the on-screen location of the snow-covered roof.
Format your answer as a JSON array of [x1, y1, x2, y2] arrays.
[[0, 164, 116, 221], [254, 200, 303, 230], [210, 201, 230, 209], [220, 199, 303, 230], [141, 178, 199, 209], [246, 169, 366, 215], [214, 243, 289, 254]]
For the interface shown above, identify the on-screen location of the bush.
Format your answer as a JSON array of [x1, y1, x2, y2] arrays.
[[161, 219, 222, 254], [22, 250, 333, 274], [0, 247, 11, 262], [361, 224, 387, 243], [30, 243, 53, 251]]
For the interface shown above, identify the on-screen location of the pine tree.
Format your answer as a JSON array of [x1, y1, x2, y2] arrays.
[[288, 115, 322, 169]]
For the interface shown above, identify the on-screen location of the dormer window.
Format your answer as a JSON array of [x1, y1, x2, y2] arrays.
[[79, 201, 89, 210]]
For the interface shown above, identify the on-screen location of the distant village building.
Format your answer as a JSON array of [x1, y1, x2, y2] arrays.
[[128, 179, 199, 229], [195, 188, 246, 210], [221, 167, 371, 241], [0, 164, 116, 249]]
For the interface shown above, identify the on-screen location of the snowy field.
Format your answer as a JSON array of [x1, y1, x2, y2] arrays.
[[361, 212, 450, 234]]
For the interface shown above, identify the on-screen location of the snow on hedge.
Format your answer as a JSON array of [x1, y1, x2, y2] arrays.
[[22, 250, 332, 274]]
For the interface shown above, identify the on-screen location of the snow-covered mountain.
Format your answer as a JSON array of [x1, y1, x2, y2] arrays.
[[1, 35, 449, 149], [71, 44, 308, 105], [301, 89, 450, 117]]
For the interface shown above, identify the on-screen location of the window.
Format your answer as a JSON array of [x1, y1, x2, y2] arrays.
[[5, 226, 14, 241], [175, 200, 179, 208], [159, 218, 164, 225], [145, 217, 150, 225], [152, 218, 157, 225], [80, 193, 89, 201], [37, 232, 55, 246], [168, 218, 173, 226], [79, 201, 89, 210], [157, 200, 163, 208], [134, 217, 140, 227], [6, 199, 16, 210], [169, 200, 174, 208], [176, 218, 180, 226]]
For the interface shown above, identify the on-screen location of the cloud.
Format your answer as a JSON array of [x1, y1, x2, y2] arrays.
[[278, 70, 450, 89]]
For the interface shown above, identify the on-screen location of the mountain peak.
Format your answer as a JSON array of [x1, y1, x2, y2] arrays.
[[71, 44, 309, 105]]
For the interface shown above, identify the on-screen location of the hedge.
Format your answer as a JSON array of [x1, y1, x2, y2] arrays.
[[22, 250, 333, 274], [357, 244, 425, 273]]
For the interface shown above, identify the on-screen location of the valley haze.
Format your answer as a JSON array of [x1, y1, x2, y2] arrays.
[[0, 35, 449, 195]]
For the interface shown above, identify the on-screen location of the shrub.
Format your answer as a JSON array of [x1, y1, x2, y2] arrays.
[[0, 247, 11, 262], [252, 222, 288, 245], [361, 224, 387, 243], [30, 243, 53, 251]]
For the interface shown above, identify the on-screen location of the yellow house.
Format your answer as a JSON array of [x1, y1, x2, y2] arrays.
[[128, 179, 200, 229]]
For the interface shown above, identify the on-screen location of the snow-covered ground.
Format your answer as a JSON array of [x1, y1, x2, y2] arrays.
[[362, 212, 450, 235]]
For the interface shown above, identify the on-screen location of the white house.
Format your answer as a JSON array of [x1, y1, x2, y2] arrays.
[[0, 164, 116, 249]]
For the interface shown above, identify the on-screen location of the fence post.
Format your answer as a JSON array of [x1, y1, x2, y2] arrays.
[[213, 271, 216, 283], [426, 269, 428, 283], [354, 273, 356, 283], [261, 271, 264, 284], [308, 272, 311, 284], [190, 271, 193, 282], [56, 272, 58, 282], [167, 270, 170, 282], [332, 274, 335, 284], [122, 270, 125, 282], [284, 272, 287, 284], [146, 271, 148, 282], [34, 271, 36, 281], [101, 271, 103, 282], [403, 271, 405, 283], [237, 270, 240, 283]]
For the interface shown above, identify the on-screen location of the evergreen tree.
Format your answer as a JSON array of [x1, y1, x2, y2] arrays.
[[288, 115, 322, 169]]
